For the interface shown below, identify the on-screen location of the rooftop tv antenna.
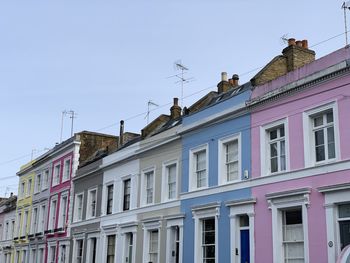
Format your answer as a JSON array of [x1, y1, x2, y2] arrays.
[[342, 1, 350, 46], [145, 100, 159, 124], [60, 110, 77, 142], [168, 60, 195, 107], [280, 34, 289, 45]]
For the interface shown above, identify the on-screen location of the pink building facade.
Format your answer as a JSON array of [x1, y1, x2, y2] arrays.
[[250, 46, 350, 263]]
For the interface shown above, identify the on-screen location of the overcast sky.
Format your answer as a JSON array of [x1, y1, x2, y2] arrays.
[[0, 0, 347, 196]]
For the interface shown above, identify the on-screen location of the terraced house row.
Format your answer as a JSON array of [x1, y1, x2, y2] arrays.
[[1, 39, 350, 263]]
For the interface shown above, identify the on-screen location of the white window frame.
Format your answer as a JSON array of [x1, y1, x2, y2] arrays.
[[20, 249, 27, 263], [260, 118, 289, 176], [22, 209, 29, 237], [20, 181, 25, 198], [122, 177, 132, 211], [48, 243, 57, 263], [218, 133, 241, 185], [105, 182, 115, 215], [35, 173, 42, 193], [303, 102, 340, 167], [142, 220, 161, 263], [30, 248, 37, 263], [226, 199, 256, 263], [266, 188, 310, 263], [140, 167, 156, 206], [43, 169, 50, 190], [318, 184, 350, 263], [27, 178, 32, 197], [189, 144, 209, 191], [192, 203, 220, 263], [87, 187, 98, 219], [104, 232, 117, 263], [49, 196, 58, 230], [74, 192, 84, 222], [73, 238, 84, 263], [58, 192, 69, 229], [162, 160, 179, 202], [62, 157, 71, 182], [37, 246, 45, 263], [52, 162, 61, 187], [31, 206, 39, 234], [86, 234, 100, 263], [165, 217, 184, 263], [58, 241, 70, 263], [16, 212, 22, 238], [38, 203, 46, 233]]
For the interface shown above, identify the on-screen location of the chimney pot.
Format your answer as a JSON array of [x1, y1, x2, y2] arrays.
[[302, 39, 308, 49], [296, 40, 302, 47], [230, 74, 239, 87], [221, 72, 228, 81], [119, 120, 124, 147], [173, 97, 178, 106], [288, 38, 296, 46]]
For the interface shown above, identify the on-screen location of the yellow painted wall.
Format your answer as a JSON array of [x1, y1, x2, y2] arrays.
[[15, 171, 34, 245]]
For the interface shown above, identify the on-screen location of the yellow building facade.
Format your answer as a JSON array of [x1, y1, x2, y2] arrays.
[[13, 162, 35, 263]]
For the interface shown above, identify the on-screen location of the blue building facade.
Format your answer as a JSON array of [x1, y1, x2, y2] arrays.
[[180, 83, 254, 263]]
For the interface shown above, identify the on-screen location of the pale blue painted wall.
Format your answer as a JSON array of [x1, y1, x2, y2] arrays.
[[180, 88, 252, 262]]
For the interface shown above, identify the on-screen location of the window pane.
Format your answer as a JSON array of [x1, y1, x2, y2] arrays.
[[280, 126, 285, 137], [314, 130, 324, 146], [339, 204, 350, 218], [270, 143, 278, 157], [239, 215, 249, 227], [270, 157, 278, 173], [327, 127, 335, 159], [227, 161, 238, 181], [196, 151, 206, 170], [270, 129, 277, 140], [314, 115, 323, 127], [326, 111, 333, 123], [315, 145, 325, 162]]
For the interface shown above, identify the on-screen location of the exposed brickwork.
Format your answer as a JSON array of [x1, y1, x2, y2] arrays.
[[251, 39, 315, 86], [77, 131, 118, 165], [141, 115, 171, 138]]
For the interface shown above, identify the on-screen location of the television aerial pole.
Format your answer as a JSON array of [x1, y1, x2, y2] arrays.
[[145, 100, 159, 124], [60, 110, 77, 142], [168, 60, 195, 107], [342, 1, 350, 46]]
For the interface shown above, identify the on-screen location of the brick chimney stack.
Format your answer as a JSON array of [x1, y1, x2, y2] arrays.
[[170, 98, 181, 119], [282, 38, 315, 72], [228, 74, 239, 87], [217, 72, 232, 93]]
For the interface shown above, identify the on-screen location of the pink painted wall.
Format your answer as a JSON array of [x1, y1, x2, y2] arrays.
[[253, 170, 350, 263], [251, 76, 350, 178], [45, 151, 73, 261], [251, 47, 350, 262]]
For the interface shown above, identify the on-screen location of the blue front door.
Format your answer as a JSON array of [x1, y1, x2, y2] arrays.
[[240, 229, 250, 263]]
